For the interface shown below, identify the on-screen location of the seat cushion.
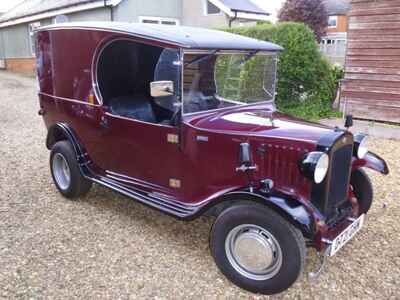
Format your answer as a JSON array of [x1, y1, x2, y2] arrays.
[[109, 94, 156, 123]]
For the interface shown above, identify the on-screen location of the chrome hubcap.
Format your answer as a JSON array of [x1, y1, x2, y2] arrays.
[[52, 153, 71, 190], [225, 224, 282, 280]]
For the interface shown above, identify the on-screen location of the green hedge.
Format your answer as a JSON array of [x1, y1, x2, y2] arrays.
[[223, 22, 340, 120]]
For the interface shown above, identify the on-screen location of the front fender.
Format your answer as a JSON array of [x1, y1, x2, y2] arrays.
[[203, 190, 315, 238], [352, 152, 389, 175], [255, 192, 314, 237]]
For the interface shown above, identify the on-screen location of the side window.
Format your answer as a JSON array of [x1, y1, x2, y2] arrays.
[[139, 16, 180, 25], [96, 40, 179, 125]]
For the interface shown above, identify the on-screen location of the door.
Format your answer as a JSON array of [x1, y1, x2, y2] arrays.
[[99, 111, 183, 198]]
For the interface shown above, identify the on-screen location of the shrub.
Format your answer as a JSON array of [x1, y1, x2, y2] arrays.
[[223, 22, 338, 120], [278, 0, 328, 42]]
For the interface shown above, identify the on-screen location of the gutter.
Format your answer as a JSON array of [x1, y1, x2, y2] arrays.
[[228, 9, 271, 26]]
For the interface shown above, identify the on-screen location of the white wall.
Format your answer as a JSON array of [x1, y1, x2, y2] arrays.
[[251, 0, 284, 22]]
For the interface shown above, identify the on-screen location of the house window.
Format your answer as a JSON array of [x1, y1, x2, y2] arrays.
[[328, 16, 338, 28], [28, 22, 41, 56], [53, 15, 69, 24], [204, 0, 221, 15], [139, 16, 179, 25]]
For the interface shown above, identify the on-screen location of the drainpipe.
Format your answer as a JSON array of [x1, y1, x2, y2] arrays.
[[229, 10, 238, 27], [104, 0, 114, 21], [0, 30, 6, 69]]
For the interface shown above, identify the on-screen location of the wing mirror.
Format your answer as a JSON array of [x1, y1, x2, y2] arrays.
[[150, 81, 174, 97]]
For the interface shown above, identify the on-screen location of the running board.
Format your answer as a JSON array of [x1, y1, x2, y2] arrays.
[[87, 174, 202, 219]]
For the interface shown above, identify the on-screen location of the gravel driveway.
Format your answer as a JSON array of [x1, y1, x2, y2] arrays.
[[0, 71, 399, 299]]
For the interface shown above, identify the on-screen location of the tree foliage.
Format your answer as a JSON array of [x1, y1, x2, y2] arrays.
[[278, 0, 328, 41]]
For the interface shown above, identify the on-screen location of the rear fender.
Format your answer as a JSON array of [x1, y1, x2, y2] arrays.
[[352, 152, 389, 175], [46, 123, 90, 175]]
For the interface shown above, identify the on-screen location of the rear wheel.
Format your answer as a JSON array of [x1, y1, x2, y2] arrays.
[[351, 169, 373, 215], [210, 203, 306, 295], [50, 140, 92, 199]]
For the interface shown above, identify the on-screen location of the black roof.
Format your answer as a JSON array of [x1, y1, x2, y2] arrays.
[[219, 0, 269, 15], [38, 22, 283, 52], [323, 0, 350, 16]]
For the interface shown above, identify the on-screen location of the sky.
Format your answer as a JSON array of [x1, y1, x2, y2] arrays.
[[0, 0, 286, 20], [252, 0, 285, 21], [0, 0, 24, 13]]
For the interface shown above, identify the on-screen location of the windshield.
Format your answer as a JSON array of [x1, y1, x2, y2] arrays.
[[182, 51, 278, 115]]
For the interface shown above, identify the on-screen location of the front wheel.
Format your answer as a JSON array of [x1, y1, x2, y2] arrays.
[[210, 203, 306, 295]]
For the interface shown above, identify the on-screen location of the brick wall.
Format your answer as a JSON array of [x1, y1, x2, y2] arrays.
[[327, 15, 348, 33], [5, 58, 36, 75]]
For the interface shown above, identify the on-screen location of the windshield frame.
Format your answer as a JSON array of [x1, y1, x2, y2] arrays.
[[181, 49, 278, 117]]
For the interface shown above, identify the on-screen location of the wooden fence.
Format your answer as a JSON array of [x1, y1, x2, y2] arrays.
[[341, 0, 400, 123]]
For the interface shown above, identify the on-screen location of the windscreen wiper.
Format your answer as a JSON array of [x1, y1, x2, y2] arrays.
[[185, 50, 219, 67]]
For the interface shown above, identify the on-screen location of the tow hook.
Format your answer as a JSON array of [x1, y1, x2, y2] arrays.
[[308, 240, 332, 281]]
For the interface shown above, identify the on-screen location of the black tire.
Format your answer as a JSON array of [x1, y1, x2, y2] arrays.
[[210, 203, 306, 295], [350, 169, 373, 215], [50, 140, 92, 199]]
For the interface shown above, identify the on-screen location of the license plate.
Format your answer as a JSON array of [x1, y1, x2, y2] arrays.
[[329, 214, 365, 256]]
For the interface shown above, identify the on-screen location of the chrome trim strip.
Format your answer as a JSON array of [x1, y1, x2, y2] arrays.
[[101, 174, 199, 211], [148, 192, 178, 201], [105, 170, 167, 190], [92, 176, 199, 216], [106, 174, 170, 193], [39, 92, 101, 107], [104, 112, 175, 128]]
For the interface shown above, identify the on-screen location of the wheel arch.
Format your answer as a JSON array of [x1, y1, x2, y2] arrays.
[[200, 191, 314, 239], [47, 123, 83, 154], [46, 123, 90, 176]]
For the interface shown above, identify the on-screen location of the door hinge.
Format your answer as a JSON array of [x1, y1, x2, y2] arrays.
[[167, 134, 179, 144], [169, 178, 181, 188]]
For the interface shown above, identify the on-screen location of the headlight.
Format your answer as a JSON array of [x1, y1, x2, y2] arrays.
[[299, 152, 329, 184], [314, 153, 329, 183], [354, 134, 368, 159]]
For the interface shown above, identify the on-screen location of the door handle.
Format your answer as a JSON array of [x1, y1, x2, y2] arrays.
[[100, 116, 109, 129]]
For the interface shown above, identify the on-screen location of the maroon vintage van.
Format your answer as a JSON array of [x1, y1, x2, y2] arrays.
[[36, 22, 388, 294]]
